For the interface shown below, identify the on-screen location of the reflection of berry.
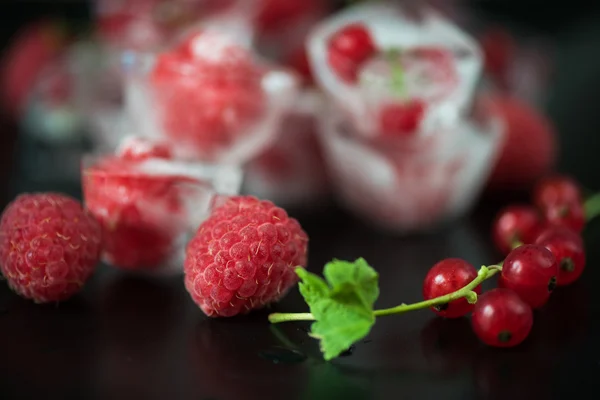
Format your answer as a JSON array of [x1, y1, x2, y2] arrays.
[[486, 95, 557, 190], [184, 196, 308, 317], [535, 226, 586, 286], [499, 244, 558, 309], [479, 28, 516, 89], [255, 0, 325, 33], [422, 258, 481, 318], [0, 193, 102, 303], [471, 288, 533, 347], [327, 23, 376, 83], [492, 205, 541, 254]]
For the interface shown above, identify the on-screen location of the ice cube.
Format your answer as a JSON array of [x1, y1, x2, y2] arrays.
[[82, 146, 243, 274], [306, 1, 482, 137], [318, 101, 503, 232], [243, 89, 330, 206], [124, 30, 300, 163]]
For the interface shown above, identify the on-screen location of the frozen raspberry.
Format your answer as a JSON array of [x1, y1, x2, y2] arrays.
[[148, 30, 267, 159], [184, 196, 309, 317], [327, 23, 376, 83], [0, 20, 67, 118], [0, 193, 102, 303], [116, 136, 174, 161], [82, 151, 201, 271], [379, 99, 426, 137]]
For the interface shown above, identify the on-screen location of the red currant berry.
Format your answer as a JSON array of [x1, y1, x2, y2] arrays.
[[535, 226, 586, 286], [542, 201, 585, 233], [327, 23, 376, 83], [500, 244, 558, 309], [380, 99, 426, 137], [533, 175, 582, 210], [471, 288, 533, 348], [492, 205, 541, 254], [422, 258, 481, 318]]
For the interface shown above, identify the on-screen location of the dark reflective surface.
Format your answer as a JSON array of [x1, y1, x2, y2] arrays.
[[1, 188, 599, 399]]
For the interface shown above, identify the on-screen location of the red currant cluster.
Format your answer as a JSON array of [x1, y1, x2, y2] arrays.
[[423, 174, 594, 348]]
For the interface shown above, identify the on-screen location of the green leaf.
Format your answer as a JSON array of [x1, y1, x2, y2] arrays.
[[323, 258, 379, 309], [295, 259, 380, 360], [386, 48, 405, 96]]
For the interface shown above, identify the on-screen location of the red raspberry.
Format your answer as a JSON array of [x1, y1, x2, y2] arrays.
[[0, 193, 102, 303], [184, 196, 309, 317], [379, 99, 426, 137], [149, 31, 267, 159], [116, 136, 174, 161], [82, 153, 201, 271], [327, 23, 376, 84]]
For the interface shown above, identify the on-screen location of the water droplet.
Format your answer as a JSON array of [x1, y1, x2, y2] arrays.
[[259, 346, 307, 364]]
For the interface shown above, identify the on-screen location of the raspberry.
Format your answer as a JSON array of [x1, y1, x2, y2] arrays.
[[379, 99, 426, 137], [327, 23, 376, 83], [82, 151, 201, 271], [0, 193, 102, 303], [149, 31, 267, 159], [184, 196, 309, 317]]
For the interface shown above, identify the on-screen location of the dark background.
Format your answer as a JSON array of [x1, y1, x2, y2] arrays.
[[2, 1, 600, 399]]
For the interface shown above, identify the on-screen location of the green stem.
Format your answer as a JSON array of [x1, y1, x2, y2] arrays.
[[584, 192, 600, 222], [268, 265, 501, 324]]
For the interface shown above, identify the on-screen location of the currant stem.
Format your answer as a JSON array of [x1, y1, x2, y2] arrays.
[[268, 265, 502, 324], [584, 192, 600, 221]]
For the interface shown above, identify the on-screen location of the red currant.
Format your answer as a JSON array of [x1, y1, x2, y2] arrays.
[[471, 288, 533, 347], [492, 205, 541, 254], [500, 244, 558, 309], [533, 175, 585, 232], [380, 100, 426, 137], [533, 175, 582, 209], [422, 258, 481, 318], [535, 226, 586, 286], [327, 23, 376, 83], [542, 201, 585, 233]]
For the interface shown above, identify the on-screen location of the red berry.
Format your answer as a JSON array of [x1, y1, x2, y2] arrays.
[[485, 95, 557, 190], [327, 23, 376, 83], [500, 244, 558, 309], [533, 175, 585, 232], [379, 99, 426, 137], [422, 258, 481, 318], [117, 137, 174, 161], [82, 155, 199, 271], [0, 193, 102, 303], [492, 205, 541, 254], [535, 226, 586, 286], [0, 20, 66, 118], [149, 31, 266, 160], [542, 202, 585, 233], [533, 175, 582, 209], [184, 196, 309, 317], [471, 288, 533, 348]]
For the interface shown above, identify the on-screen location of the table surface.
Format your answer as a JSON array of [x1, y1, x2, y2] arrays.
[[1, 168, 600, 400]]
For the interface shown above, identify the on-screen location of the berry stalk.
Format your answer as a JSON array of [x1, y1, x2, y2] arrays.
[[584, 192, 600, 221], [268, 265, 501, 324]]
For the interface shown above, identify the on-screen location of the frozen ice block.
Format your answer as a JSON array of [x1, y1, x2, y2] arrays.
[[82, 137, 243, 274], [243, 89, 329, 206], [306, 1, 482, 138], [318, 101, 504, 233], [124, 29, 299, 163], [94, 0, 255, 52]]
